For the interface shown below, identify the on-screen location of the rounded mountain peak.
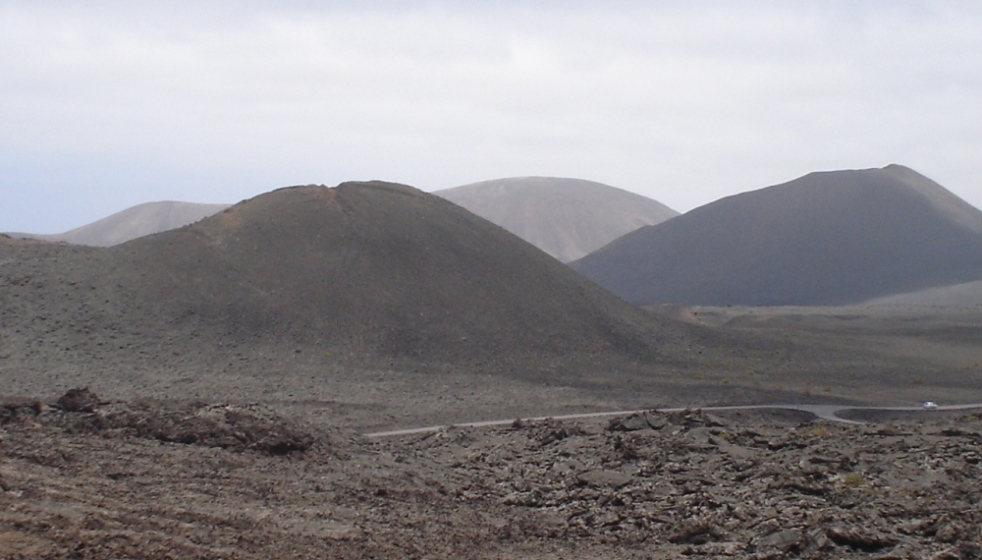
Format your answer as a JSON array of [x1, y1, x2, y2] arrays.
[[105, 181, 681, 371], [436, 176, 677, 262], [572, 165, 982, 306]]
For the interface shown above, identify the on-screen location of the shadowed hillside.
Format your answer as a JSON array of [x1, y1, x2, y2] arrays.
[[435, 177, 678, 262], [9, 201, 231, 246], [571, 165, 982, 306], [1, 182, 702, 398]]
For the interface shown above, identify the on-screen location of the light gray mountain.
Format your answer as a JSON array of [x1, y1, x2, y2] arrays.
[[12, 201, 230, 246], [864, 280, 982, 306], [571, 165, 982, 306], [435, 177, 678, 262]]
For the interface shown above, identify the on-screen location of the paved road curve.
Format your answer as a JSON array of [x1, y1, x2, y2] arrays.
[[363, 402, 982, 438]]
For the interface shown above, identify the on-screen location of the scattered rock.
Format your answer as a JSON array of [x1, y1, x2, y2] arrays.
[[758, 528, 802, 551], [0, 400, 43, 425], [24, 397, 319, 456], [668, 517, 720, 544], [105, 402, 318, 455], [577, 469, 633, 489], [664, 409, 728, 428], [2, 406, 980, 558], [827, 525, 898, 551], [607, 414, 650, 432], [606, 412, 666, 432], [934, 517, 964, 544], [524, 418, 585, 446], [56, 387, 101, 412]]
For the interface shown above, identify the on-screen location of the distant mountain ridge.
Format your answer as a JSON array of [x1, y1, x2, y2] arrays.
[[571, 165, 982, 306], [435, 177, 678, 262], [8, 177, 677, 258], [9, 201, 230, 246]]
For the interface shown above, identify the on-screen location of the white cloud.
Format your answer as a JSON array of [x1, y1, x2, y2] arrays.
[[2, 1, 982, 232]]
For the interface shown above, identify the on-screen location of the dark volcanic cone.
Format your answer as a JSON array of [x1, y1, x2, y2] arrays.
[[2, 182, 693, 390], [571, 165, 982, 306], [112, 182, 680, 363]]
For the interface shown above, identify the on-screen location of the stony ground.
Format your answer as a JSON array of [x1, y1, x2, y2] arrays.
[[2, 391, 980, 559], [7, 184, 982, 560]]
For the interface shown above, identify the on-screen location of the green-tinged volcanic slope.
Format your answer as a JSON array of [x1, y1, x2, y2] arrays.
[[571, 165, 982, 306], [1, 182, 698, 395]]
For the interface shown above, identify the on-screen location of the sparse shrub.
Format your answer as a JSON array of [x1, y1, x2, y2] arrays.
[[841, 471, 865, 487], [799, 425, 830, 438]]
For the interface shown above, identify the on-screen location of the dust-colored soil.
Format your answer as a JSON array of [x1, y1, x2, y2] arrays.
[[670, 303, 982, 407], [2, 393, 980, 559]]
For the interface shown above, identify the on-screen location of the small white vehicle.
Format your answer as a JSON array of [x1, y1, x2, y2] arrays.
[[922, 401, 939, 410]]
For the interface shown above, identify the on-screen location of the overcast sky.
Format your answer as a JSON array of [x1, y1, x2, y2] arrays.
[[3, 1, 981, 233]]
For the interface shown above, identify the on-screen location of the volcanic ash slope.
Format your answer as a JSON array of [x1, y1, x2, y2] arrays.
[[571, 165, 982, 306], [1, 182, 696, 396]]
